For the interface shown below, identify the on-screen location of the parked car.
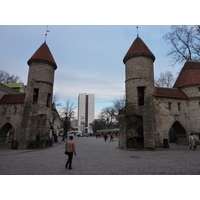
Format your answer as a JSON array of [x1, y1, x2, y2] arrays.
[[77, 133, 83, 137], [83, 133, 89, 137]]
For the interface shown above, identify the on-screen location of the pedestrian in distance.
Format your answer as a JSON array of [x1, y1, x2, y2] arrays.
[[104, 134, 108, 142], [65, 136, 76, 169], [110, 134, 114, 142], [189, 133, 196, 151]]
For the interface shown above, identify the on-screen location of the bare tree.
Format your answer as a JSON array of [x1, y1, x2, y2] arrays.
[[61, 100, 76, 141], [163, 25, 200, 66], [155, 71, 176, 88], [112, 95, 126, 121], [50, 93, 62, 143], [0, 70, 22, 83], [99, 106, 116, 129], [91, 119, 107, 135], [52, 93, 62, 108], [98, 95, 126, 129]]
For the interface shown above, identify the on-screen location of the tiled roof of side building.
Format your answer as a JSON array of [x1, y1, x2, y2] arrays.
[[153, 87, 188, 99], [27, 42, 57, 69], [123, 36, 155, 64], [173, 60, 200, 88], [0, 93, 26, 104]]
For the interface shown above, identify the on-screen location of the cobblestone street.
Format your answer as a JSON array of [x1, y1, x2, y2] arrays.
[[0, 136, 200, 175]]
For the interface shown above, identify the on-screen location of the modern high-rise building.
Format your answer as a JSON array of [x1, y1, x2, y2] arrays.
[[78, 93, 95, 134]]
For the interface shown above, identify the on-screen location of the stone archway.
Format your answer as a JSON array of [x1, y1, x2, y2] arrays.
[[0, 123, 16, 148], [126, 115, 144, 148], [169, 121, 187, 145]]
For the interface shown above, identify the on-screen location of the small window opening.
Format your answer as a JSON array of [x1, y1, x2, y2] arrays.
[[33, 88, 39, 104], [178, 103, 181, 111], [137, 87, 145, 106], [198, 87, 200, 92], [14, 107, 17, 114], [46, 93, 51, 107], [168, 102, 172, 110], [3, 107, 6, 115]]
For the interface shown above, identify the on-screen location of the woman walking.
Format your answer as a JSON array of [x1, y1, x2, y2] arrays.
[[65, 136, 76, 169]]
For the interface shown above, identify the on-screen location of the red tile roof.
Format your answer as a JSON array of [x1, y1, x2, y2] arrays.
[[173, 60, 200, 88], [27, 42, 57, 69], [0, 93, 26, 104], [123, 37, 155, 64], [153, 87, 188, 99]]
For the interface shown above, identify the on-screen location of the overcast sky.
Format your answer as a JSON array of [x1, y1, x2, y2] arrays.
[[0, 25, 186, 117]]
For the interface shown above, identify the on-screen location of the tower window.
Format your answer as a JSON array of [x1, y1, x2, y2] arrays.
[[33, 88, 39, 104], [178, 103, 181, 111], [14, 107, 17, 114], [137, 87, 145, 106], [46, 93, 51, 107], [168, 102, 172, 110], [3, 107, 6, 115]]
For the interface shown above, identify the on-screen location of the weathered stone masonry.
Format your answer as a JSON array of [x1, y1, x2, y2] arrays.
[[119, 36, 200, 149], [0, 42, 57, 149]]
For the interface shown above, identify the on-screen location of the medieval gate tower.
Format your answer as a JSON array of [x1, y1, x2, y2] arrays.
[[19, 42, 57, 149], [122, 36, 156, 149]]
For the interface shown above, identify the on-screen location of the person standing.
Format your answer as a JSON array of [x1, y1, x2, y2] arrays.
[[189, 133, 196, 151], [104, 134, 108, 142], [65, 136, 76, 169], [110, 134, 114, 142]]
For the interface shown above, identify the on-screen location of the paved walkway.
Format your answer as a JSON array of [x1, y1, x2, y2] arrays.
[[0, 136, 199, 175]]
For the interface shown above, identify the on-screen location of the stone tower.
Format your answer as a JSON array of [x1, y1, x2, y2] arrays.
[[121, 36, 155, 149], [19, 42, 57, 149], [173, 60, 200, 135]]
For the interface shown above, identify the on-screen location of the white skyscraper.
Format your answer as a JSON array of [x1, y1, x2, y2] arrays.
[[78, 93, 95, 134]]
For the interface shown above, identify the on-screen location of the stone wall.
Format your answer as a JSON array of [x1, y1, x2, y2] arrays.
[[153, 97, 190, 147], [181, 85, 200, 134], [0, 102, 24, 146], [19, 62, 55, 149], [124, 56, 155, 149]]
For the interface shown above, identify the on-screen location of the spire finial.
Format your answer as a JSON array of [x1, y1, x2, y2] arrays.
[[136, 26, 139, 37], [45, 25, 50, 42]]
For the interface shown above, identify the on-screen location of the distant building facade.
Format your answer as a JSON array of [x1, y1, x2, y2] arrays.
[[0, 42, 61, 149], [78, 93, 95, 134], [119, 36, 200, 149]]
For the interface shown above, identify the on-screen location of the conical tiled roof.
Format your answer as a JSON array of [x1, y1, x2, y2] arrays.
[[123, 37, 155, 64], [27, 42, 57, 69], [173, 60, 200, 88]]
